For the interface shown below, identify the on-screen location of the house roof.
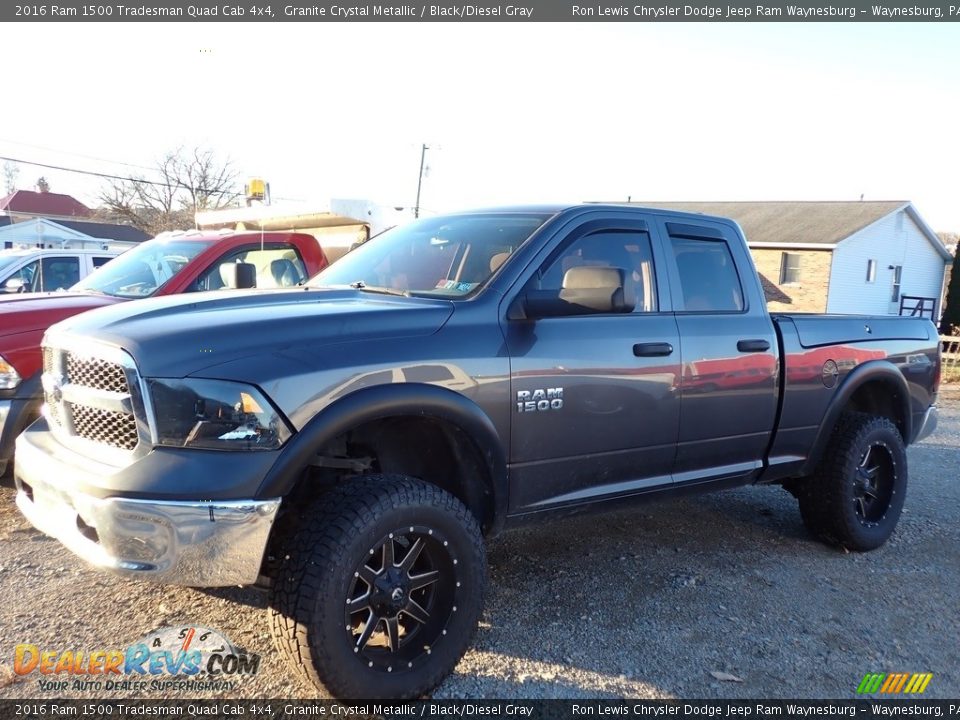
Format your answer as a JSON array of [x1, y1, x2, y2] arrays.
[[55, 219, 150, 244], [629, 201, 906, 247], [757, 273, 793, 304], [616, 200, 952, 261], [0, 189, 93, 218]]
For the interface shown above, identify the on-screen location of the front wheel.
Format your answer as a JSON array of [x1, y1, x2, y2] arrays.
[[269, 474, 486, 699], [797, 412, 907, 551]]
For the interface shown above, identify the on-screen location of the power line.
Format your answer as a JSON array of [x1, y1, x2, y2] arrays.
[[0, 153, 188, 189], [0, 137, 155, 173], [1, 153, 299, 202]]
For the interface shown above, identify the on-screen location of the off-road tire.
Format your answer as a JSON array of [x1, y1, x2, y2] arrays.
[[796, 412, 907, 551], [268, 474, 486, 699]]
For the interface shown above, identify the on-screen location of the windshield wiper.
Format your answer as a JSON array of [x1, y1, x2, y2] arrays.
[[348, 281, 409, 297]]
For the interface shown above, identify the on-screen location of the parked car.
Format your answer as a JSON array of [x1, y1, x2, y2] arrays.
[[0, 248, 122, 294], [0, 229, 327, 476], [13, 205, 940, 698]]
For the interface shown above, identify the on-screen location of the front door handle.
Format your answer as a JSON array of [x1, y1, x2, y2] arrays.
[[634, 342, 674, 357], [737, 339, 771, 353]]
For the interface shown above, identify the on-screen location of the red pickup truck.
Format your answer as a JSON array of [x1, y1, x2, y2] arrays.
[[0, 230, 327, 475]]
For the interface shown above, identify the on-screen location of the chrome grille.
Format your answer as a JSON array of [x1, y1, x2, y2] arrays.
[[71, 405, 139, 450], [66, 354, 129, 394], [42, 348, 63, 428], [42, 341, 147, 459]]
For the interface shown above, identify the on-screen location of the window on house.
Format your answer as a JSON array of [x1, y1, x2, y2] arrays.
[[866, 259, 877, 283], [780, 252, 801, 284], [891, 265, 903, 302]]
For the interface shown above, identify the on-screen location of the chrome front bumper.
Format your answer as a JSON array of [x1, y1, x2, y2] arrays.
[[0, 400, 10, 476], [14, 435, 280, 587]]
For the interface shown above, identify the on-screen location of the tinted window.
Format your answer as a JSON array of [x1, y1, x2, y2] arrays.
[[92, 256, 114, 268], [536, 230, 658, 313], [196, 246, 307, 291], [31, 257, 80, 292], [671, 237, 744, 312]]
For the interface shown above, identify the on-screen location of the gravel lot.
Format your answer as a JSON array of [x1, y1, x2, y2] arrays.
[[1, 386, 958, 700]]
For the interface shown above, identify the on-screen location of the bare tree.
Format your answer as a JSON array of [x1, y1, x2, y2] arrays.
[[3, 161, 19, 195], [97, 146, 241, 235]]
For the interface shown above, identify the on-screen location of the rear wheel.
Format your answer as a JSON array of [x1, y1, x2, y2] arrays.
[[796, 412, 907, 551], [269, 474, 486, 699]]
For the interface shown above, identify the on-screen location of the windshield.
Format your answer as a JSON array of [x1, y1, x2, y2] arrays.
[[72, 239, 213, 298], [0, 253, 26, 274], [309, 213, 551, 297]]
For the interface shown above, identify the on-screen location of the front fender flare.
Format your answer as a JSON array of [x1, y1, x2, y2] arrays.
[[256, 383, 509, 535]]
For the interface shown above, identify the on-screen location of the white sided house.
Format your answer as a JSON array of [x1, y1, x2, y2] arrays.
[[633, 201, 952, 319]]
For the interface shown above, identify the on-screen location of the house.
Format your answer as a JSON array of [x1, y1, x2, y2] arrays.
[[0, 216, 149, 250], [629, 201, 952, 318], [1, 185, 149, 249]]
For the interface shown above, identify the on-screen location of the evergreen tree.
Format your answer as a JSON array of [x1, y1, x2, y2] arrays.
[[941, 247, 960, 335]]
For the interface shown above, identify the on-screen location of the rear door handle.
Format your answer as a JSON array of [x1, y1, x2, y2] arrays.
[[737, 339, 771, 353], [634, 342, 674, 357]]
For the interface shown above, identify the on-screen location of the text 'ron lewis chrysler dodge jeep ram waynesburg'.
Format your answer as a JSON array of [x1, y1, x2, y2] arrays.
[[14, 205, 940, 698]]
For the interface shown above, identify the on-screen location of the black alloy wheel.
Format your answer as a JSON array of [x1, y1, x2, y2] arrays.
[[796, 412, 907, 551], [851, 442, 897, 526], [269, 474, 486, 699], [345, 526, 459, 672]]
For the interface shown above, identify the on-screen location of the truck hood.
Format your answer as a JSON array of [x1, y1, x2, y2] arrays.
[[48, 288, 455, 377], [0, 292, 122, 335]]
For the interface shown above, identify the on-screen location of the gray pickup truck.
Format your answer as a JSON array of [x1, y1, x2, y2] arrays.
[[14, 204, 940, 699]]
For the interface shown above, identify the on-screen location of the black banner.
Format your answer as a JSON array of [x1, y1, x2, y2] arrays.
[[3, 700, 960, 719], [4, 0, 960, 22]]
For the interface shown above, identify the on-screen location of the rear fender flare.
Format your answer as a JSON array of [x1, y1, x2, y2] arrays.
[[800, 360, 911, 475]]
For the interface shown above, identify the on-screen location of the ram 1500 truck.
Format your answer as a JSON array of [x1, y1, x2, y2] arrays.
[[0, 230, 327, 476], [14, 205, 940, 699]]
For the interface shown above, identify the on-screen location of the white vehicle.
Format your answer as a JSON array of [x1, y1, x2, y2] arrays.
[[0, 248, 123, 293]]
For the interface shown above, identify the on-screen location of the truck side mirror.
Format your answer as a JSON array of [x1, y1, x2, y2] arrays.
[[517, 266, 634, 319], [218, 262, 257, 290]]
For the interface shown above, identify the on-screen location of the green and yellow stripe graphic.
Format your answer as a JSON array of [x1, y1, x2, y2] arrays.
[[857, 673, 933, 694]]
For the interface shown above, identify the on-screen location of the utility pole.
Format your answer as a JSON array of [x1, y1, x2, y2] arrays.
[[414, 144, 428, 219]]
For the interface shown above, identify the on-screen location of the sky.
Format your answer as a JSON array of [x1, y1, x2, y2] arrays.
[[2, 22, 959, 232]]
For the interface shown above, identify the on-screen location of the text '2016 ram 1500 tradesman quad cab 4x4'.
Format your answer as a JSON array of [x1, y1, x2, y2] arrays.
[[15, 205, 940, 699]]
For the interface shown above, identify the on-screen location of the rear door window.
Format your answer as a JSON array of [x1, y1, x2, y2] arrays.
[[671, 237, 744, 312]]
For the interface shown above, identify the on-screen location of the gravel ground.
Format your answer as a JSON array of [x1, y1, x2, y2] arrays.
[[1, 386, 958, 700]]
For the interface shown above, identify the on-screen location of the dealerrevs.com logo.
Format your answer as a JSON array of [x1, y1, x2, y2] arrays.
[[14, 625, 260, 693]]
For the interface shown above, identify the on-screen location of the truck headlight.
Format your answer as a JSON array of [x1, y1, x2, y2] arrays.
[[0, 355, 22, 390], [147, 378, 293, 451]]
